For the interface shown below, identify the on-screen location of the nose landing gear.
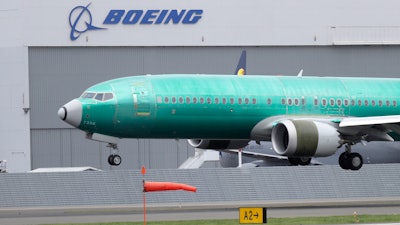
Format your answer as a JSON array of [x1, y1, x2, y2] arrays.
[[107, 143, 122, 166]]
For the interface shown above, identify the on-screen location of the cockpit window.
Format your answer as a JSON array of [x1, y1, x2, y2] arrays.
[[81, 92, 96, 99], [81, 92, 114, 101], [95, 93, 104, 101], [103, 93, 114, 101]]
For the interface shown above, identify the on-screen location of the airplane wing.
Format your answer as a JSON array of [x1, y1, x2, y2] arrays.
[[249, 114, 400, 170], [338, 115, 400, 142], [219, 149, 323, 165], [252, 115, 400, 142]]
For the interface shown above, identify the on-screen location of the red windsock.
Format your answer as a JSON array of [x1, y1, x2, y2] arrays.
[[144, 181, 197, 192]]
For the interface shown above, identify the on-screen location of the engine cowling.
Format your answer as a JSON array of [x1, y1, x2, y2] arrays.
[[188, 139, 249, 149], [271, 120, 340, 157]]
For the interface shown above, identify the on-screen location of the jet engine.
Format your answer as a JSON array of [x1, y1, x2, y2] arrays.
[[271, 120, 340, 157], [188, 139, 249, 149]]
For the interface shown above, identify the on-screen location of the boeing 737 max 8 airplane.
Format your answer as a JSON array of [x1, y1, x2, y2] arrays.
[[58, 73, 400, 170]]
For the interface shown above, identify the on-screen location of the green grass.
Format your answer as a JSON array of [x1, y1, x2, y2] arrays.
[[42, 214, 400, 225]]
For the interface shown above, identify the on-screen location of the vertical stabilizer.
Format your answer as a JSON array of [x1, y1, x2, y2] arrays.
[[234, 50, 246, 75]]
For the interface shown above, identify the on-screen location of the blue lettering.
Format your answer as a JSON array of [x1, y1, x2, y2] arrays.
[[155, 10, 168, 24], [164, 10, 186, 24], [103, 9, 203, 25], [141, 10, 159, 24], [123, 10, 143, 24], [103, 10, 125, 24], [182, 10, 203, 24]]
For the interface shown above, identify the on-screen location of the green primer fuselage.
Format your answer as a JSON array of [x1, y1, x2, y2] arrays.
[[78, 75, 400, 139]]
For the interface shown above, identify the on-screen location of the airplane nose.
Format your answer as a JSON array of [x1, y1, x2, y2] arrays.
[[58, 99, 82, 127]]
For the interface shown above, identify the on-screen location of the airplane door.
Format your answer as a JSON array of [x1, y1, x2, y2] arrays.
[[132, 84, 153, 116]]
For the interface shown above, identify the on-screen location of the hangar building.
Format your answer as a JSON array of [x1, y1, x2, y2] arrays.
[[2, 0, 400, 172]]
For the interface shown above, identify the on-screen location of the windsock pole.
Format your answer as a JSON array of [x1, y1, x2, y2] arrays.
[[141, 166, 147, 225]]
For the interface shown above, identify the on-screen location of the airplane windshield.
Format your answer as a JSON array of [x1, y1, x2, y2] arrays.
[[81, 92, 96, 99], [81, 92, 114, 101]]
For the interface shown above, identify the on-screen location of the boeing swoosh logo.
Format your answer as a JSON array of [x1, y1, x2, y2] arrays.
[[69, 3, 105, 41]]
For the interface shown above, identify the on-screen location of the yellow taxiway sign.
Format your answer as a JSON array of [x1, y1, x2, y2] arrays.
[[239, 207, 267, 224]]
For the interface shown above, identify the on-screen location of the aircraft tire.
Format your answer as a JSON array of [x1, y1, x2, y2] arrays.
[[288, 157, 299, 166], [108, 154, 122, 166], [348, 152, 363, 171], [108, 155, 114, 165], [298, 157, 311, 166], [288, 157, 311, 166], [339, 152, 350, 170]]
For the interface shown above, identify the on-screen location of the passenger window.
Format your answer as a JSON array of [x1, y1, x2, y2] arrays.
[[301, 97, 305, 106], [266, 98, 271, 105], [157, 96, 162, 103], [222, 98, 227, 104], [238, 98, 242, 104], [288, 99, 292, 105], [179, 97, 184, 104], [386, 100, 390, 107], [358, 100, 362, 106], [371, 100, 376, 107], [245, 98, 249, 104], [394, 100, 397, 107], [337, 99, 342, 107], [193, 97, 198, 104], [172, 97, 177, 104], [322, 98, 327, 106], [186, 97, 191, 104], [214, 98, 219, 104], [230, 98, 234, 104], [351, 99, 355, 106], [200, 97, 204, 104], [253, 98, 257, 104], [207, 97, 212, 104], [329, 98, 335, 106], [378, 100, 382, 107], [281, 98, 286, 105], [364, 100, 369, 106], [314, 97, 318, 106], [164, 97, 169, 103], [294, 99, 299, 106]]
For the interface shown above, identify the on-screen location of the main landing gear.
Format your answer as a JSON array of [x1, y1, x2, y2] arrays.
[[107, 143, 122, 166], [288, 157, 312, 166], [338, 144, 363, 170]]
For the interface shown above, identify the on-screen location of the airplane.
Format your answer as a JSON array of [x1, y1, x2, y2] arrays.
[[58, 68, 400, 171]]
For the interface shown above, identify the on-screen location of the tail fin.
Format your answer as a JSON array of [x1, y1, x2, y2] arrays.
[[234, 50, 246, 76]]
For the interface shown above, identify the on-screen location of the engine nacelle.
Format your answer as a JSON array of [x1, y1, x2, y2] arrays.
[[271, 120, 340, 157], [188, 139, 249, 149]]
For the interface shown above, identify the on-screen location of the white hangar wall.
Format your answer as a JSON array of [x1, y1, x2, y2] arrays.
[[2, 0, 400, 172]]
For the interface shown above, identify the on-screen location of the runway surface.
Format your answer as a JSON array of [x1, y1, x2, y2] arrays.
[[0, 203, 399, 225]]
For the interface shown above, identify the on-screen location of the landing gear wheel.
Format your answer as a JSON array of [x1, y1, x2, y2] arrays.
[[339, 152, 350, 170], [298, 157, 312, 166], [288, 157, 311, 166], [348, 152, 363, 171], [288, 157, 299, 165], [108, 154, 122, 166], [339, 152, 363, 170]]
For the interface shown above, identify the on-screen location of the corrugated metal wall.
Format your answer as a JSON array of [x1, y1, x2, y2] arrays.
[[0, 165, 399, 208], [28, 46, 400, 170]]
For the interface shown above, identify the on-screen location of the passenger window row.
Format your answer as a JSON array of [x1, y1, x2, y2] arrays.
[[157, 96, 274, 105]]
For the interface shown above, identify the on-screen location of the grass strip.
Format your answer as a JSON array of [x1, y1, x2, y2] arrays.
[[42, 214, 400, 225]]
